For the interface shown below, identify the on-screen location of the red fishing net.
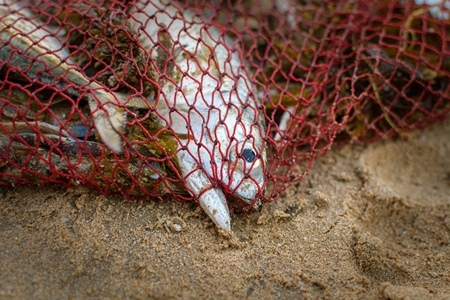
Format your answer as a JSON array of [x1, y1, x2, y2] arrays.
[[1, 0, 449, 210]]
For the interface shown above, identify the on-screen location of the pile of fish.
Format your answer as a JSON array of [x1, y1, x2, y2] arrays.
[[0, 0, 267, 231]]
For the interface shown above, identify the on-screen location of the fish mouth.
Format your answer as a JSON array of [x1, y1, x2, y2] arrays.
[[249, 197, 264, 212], [228, 195, 264, 213]]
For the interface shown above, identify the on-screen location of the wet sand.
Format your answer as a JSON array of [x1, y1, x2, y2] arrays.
[[1, 119, 449, 299]]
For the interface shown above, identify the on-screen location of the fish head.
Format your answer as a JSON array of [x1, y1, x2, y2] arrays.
[[207, 78, 267, 210], [224, 106, 267, 210]]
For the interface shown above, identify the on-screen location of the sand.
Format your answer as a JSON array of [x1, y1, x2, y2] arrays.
[[1, 118, 449, 299]]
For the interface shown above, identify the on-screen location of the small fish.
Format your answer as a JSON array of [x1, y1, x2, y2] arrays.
[[129, 0, 267, 230], [0, 0, 147, 153]]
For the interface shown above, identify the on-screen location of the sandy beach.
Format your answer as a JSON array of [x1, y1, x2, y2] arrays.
[[1, 118, 449, 299]]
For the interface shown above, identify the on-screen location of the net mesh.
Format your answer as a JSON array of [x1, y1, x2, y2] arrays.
[[0, 0, 449, 210]]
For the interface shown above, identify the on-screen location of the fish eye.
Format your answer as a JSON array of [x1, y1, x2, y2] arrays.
[[229, 142, 258, 166], [242, 148, 256, 163]]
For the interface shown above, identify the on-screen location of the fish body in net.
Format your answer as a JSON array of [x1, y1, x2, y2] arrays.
[[0, 0, 145, 153], [129, 0, 267, 230]]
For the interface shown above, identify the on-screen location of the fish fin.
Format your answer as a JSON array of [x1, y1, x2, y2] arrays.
[[92, 106, 126, 154], [88, 91, 127, 153], [88, 88, 153, 152], [198, 188, 231, 231]]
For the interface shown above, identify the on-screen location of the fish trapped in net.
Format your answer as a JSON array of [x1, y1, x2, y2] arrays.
[[0, 5, 189, 168], [0, 0, 148, 152], [0, 0, 268, 231], [0, 3, 181, 195], [2, 0, 449, 232], [128, 0, 267, 230]]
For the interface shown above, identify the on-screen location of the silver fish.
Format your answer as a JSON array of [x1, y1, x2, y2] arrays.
[[129, 0, 267, 230], [0, 0, 147, 153]]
